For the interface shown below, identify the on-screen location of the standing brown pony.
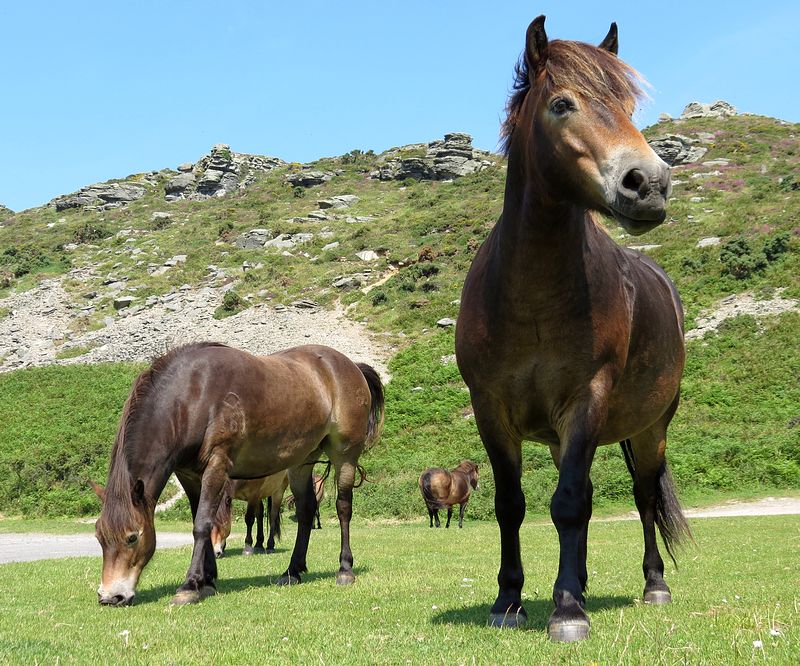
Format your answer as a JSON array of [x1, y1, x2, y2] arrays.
[[210, 470, 289, 557], [455, 17, 690, 641], [92, 343, 383, 606], [418, 461, 479, 528]]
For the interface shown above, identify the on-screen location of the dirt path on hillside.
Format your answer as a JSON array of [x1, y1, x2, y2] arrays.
[[2, 497, 798, 565]]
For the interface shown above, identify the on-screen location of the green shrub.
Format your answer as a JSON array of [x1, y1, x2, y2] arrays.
[[72, 221, 109, 244]]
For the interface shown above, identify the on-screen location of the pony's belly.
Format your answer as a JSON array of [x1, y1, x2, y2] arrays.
[[228, 431, 327, 478]]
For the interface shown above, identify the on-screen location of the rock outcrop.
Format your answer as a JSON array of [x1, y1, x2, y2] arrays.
[[285, 170, 335, 188], [680, 101, 737, 120], [371, 133, 495, 181], [648, 134, 708, 166], [51, 182, 148, 212], [165, 144, 285, 201]]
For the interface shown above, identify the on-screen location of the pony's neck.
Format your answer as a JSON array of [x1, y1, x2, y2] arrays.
[[108, 423, 174, 509], [493, 149, 592, 279]]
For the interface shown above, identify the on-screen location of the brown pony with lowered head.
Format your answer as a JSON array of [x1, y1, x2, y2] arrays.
[[91, 343, 384, 606], [418, 461, 479, 528], [210, 470, 289, 557], [455, 16, 690, 642]]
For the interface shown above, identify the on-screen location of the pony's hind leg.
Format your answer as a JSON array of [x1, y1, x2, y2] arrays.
[[332, 458, 358, 585], [626, 419, 690, 604], [276, 464, 316, 585], [445, 507, 453, 528]]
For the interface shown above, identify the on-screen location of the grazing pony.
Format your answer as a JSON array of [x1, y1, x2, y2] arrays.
[[210, 470, 289, 557], [455, 17, 690, 641], [418, 461, 479, 528], [92, 343, 384, 606], [286, 472, 327, 529]]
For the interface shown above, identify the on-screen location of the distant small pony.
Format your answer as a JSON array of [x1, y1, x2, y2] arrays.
[[286, 472, 326, 529], [211, 470, 289, 557], [419, 461, 479, 528]]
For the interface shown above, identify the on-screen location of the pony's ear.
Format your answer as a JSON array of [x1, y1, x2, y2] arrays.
[[598, 22, 618, 55], [132, 479, 146, 505], [525, 15, 549, 77], [90, 481, 106, 502]]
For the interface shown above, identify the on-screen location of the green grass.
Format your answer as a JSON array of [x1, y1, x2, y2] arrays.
[[0, 516, 797, 663]]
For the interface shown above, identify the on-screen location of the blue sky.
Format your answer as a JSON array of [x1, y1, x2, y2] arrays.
[[1, 1, 798, 212]]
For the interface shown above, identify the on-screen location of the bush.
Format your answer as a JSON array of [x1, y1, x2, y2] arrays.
[[213, 290, 246, 319], [1, 245, 54, 278], [73, 221, 109, 244], [763, 232, 790, 262], [719, 238, 766, 279]]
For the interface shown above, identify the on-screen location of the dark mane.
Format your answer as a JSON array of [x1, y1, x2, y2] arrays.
[[501, 39, 646, 155], [98, 342, 228, 538]]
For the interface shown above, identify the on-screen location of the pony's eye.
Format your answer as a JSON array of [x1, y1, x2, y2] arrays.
[[126, 533, 139, 545], [550, 98, 573, 116]]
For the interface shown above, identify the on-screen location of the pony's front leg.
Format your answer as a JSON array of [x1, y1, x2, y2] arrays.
[[445, 507, 453, 528], [243, 502, 256, 555], [548, 431, 596, 642], [333, 460, 357, 585], [276, 465, 315, 585], [253, 499, 266, 554], [475, 411, 526, 629], [171, 456, 229, 605]]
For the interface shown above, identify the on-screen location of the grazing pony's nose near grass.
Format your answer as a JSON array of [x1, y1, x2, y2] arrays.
[[98, 592, 133, 606]]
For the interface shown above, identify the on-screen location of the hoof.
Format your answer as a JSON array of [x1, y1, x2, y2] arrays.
[[488, 606, 527, 629], [266, 548, 276, 555], [253, 546, 266, 555], [243, 546, 254, 556], [548, 619, 590, 642], [170, 585, 216, 606], [336, 571, 356, 586], [644, 589, 672, 605], [275, 574, 302, 586]]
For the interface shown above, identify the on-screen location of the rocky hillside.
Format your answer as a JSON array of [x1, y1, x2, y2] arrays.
[[0, 104, 798, 518]]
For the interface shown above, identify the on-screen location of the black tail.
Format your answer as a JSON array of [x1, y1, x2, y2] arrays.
[[620, 440, 692, 565], [420, 472, 443, 510], [357, 363, 385, 445]]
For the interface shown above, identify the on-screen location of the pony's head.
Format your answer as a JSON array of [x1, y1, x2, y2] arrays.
[[502, 16, 670, 235], [459, 460, 480, 490], [210, 484, 234, 558], [92, 478, 156, 606]]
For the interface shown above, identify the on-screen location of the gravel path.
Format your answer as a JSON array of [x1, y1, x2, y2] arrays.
[[2, 497, 798, 564]]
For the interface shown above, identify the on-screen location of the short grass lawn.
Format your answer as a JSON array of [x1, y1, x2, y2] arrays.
[[0, 516, 797, 664]]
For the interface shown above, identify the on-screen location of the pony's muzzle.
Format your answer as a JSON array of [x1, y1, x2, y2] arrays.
[[98, 592, 134, 606], [607, 158, 671, 235]]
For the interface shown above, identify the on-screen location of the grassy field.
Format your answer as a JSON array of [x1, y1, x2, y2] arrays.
[[0, 516, 797, 664]]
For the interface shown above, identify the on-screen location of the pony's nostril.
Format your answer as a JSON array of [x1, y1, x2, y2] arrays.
[[621, 168, 646, 195]]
